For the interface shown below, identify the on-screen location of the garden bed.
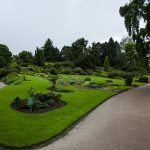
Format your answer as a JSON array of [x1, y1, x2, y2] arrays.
[[11, 100, 67, 114]]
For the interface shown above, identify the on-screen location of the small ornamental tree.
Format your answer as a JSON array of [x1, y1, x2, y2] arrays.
[[123, 72, 133, 86], [49, 76, 59, 91], [103, 56, 110, 71]]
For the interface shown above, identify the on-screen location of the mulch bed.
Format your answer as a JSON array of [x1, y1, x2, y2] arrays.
[[11, 101, 67, 114]]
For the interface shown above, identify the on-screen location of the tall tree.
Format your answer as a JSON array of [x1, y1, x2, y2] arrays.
[[91, 42, 102, 66], [61, 46, 73, 61], [81, 46, 96, 69], [0, 44, 12, 67], [71, 38, 88, 67], [18, 51, 33, 64], [34, 47, 45, 66], [108, 38, 122, 67], [125, 42, 143, 71], [120, 36, 133, 52], [119, 0, 150, 66], [43, 39, 60, 62], [43, 39, 53, 61], [61, 37, 126, 69], [101, 38, 122, 68]]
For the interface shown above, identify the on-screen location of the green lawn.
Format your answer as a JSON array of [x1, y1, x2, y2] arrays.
[[0, 75, 142, 148], [60, 74, 142, 86]]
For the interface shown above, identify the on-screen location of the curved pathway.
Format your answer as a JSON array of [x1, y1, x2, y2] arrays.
[[37, 84, 150, 150]]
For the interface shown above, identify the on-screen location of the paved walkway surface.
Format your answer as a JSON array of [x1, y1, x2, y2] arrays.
[[37, 84, 150, 150], [0, 82, 6, 89]]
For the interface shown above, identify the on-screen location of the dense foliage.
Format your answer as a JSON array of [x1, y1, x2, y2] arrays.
[[4, 37, 126, 70], [103, 56, 110, 71], [61, 37, 124, 69], [17, 51, 33, 65], [0, 44, 12, 67], [43, 39, 61, 62], [120, 0, 150, 66], [34, 47, 45, 66]]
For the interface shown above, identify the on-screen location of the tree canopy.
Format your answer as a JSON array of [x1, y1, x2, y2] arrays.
[[60, 37, 123, 69], [43, 39, 61, 62], [0, 44, 12, 67], [34, 47, 45, 66], [119, 0, 150, 66], [0, 36, 135, 71], [17, 51, 33, 64]]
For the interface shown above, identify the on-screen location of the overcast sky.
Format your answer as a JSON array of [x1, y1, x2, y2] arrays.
[[0, 0, 128, 54]]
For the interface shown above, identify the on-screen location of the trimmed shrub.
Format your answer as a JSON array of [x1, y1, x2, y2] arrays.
[[108, 70, 124, 79], [84, 77, 91, 81], [74, 67, 83, 74], [84, 69, 93, 75], [73, 67, 87, 75], [105, 79, 113, 83], [123, 73, 133, 86], [99, 73, 108, 78], [138, 76, 149, 83], [54, 62, 62, 69], [61, 68, 73, 75], [82, 81, 90, 87], [108, 73, 116, 78], [22, 66, 43, 73], [45, 63, 54, 69], [50, 68, 58, 75], [125, 77, 133, 86]]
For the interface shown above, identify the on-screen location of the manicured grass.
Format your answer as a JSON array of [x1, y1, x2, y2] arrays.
[[0, 75, 141, 148], [60, 74, 142, 86]]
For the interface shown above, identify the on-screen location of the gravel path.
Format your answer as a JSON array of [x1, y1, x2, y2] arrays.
[[37, 84, 150, 150]]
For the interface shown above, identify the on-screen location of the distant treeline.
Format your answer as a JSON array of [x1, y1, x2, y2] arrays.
[[0, 36, 145, 72]]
